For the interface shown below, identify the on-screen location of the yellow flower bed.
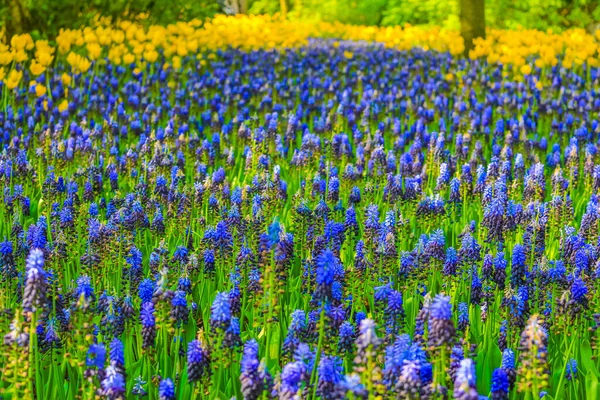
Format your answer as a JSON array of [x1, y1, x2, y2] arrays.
[[1, 13, 600, 90]]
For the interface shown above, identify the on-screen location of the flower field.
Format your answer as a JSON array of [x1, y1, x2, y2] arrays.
[[3, 14, 600, 400]]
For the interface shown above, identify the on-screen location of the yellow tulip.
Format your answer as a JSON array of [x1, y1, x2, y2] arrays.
[[5, 69, 23, 90], [57, 100, 69, 113], [67, 52, 92, 73], [74, 34, 85, 47], [57, 38, 72, 54], [78, 57, 92, 73], [112, 30, 125, 44], [37, 51, 54, 67], [87, 42, 102, 61], [61, 73, 72, 86], [176, 45, 188, 57], [187, 40, 198, 53], [12, 49, 28, 63], [83, 31, 98, 45], [35, 84, 47, 97], [0, 52, 12, 65], [35, 40, 54, 54], [563, 59, 573, 69], [10, 34, 33, 51], [172, 56, 182, 69], [134, 29, 147, 42], [520, 64, 532, 75], [534, 59, 545, 69], [144, 50, 158, 63], [123, 53, 135, 65], [66, 52, 78, 67], [98, 33, 112, 46], [132, 45, 144, 56], [30, 60, 46, 76], [120, 21, 132, 31]]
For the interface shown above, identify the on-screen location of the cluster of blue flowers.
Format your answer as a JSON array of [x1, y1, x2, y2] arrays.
[[0, 38, 597, 398]]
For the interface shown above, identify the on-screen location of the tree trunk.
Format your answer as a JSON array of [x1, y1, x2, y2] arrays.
[[280, 0, 287, 18], [460, 0, 485, 56], [4, 0, 31, 43]]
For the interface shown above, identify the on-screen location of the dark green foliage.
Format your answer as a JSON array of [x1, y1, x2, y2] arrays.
[[1, 0, 220, 40]]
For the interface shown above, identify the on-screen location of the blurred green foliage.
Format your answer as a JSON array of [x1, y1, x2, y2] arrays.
[[256, 0, 390, 26], [381, 0, 460, 29], [484, 0, 600, 31], [273, 0, 600, 32], [3, 0, 600, 41]]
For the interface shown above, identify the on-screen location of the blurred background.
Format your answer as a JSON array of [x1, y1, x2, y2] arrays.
[[2, 0, 599, 40]]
